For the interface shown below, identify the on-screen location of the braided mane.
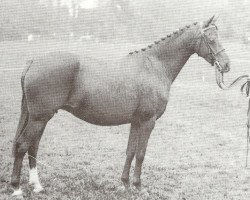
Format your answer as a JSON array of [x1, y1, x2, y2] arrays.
[[129, 22, 198, 55]]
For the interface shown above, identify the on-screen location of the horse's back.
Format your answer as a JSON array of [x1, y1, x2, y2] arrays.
[[24, 51, 80, 117]]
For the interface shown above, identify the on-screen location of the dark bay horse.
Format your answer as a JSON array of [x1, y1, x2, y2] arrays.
[[11, 16, 231, 197]]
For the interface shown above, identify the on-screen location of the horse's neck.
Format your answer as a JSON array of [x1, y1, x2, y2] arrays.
[[150, 29, 197, 83]]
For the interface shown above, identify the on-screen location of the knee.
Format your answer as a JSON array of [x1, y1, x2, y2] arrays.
[[126, 151, 135, 160], [136, 154, 145, 163]]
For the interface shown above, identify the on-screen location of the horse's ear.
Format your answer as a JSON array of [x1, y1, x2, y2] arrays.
[[213, 15, 219, 23], [203, 15, 216, 28]]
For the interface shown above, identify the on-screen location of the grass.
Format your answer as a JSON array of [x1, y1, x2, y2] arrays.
[[0, 40, 250, 199]]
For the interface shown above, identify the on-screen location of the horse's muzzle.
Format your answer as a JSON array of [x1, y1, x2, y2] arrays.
[[223, 63, 230, 73], [215, 61, 230, 73]]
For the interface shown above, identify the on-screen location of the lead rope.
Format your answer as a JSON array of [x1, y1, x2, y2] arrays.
[[241, 78, 250, 167], [246, 122, 250, 168]]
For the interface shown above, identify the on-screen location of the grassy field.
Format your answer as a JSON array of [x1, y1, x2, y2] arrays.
[[0, 40, 250, 199]]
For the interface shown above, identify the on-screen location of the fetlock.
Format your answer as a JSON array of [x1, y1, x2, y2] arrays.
[[121, 176, 130, 187]]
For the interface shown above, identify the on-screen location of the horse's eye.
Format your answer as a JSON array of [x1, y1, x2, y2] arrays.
[[207, 34, 217, 43], [208, 38, 215, 43]]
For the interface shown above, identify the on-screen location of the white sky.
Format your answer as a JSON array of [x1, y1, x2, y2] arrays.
[[61, 0, 99, 9], [59, 0, 237, 10], [80, 0, 98, 9]]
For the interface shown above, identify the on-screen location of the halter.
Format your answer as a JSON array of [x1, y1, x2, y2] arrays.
[[197, 25, 226, 72]]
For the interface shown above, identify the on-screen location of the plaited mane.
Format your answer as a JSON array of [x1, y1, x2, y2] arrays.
[[129, 22, 198, 55]]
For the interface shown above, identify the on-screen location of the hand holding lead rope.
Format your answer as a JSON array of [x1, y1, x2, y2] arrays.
[[241, 78, 250, 97], [246, 121, 250, 168], [242, 78, 250, 167]]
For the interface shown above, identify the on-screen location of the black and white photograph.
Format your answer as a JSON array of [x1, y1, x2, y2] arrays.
[[0, 0, 250, 199]]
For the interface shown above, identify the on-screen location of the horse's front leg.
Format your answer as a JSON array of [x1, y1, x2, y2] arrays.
[[121, 119, 139, 188], [132, 115, 156, 189]]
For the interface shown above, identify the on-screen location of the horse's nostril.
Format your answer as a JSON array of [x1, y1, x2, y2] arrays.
[[225, 63, 230, 72]]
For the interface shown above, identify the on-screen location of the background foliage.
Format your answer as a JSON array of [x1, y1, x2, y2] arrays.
[[0, 0, 249, 42]]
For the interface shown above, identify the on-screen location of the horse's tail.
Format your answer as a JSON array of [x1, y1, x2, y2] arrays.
[[12, 60, 32, 156]]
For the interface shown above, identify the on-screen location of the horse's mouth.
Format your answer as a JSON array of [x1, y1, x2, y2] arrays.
[[215, 61, 233, 90], [214, 61, 230, 73], [214, 60, 230, 89], [215, 69, 228, 89], [223, 66, 230, 73]]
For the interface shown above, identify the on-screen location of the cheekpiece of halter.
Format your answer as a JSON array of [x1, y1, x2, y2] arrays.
[[199, 25, 226, 72]]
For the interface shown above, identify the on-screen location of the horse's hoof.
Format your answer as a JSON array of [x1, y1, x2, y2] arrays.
[[140, 188, 149, 198], [117, 185, 128, 193], [12, 188, 22, 196], [12, 196, 24, 200], [121, 177, 130, 188], [132, 181, 141, 190], [12, 188, 24, 199], [132, 176, 141, 190], [33, 185, 44, 193]]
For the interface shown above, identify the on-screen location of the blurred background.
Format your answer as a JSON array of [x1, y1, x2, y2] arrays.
[[1, 2, 250, 199], [0, 0, 249, 43]]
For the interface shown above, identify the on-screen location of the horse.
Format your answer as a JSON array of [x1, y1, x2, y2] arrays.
[[11, 16, 231, 198]]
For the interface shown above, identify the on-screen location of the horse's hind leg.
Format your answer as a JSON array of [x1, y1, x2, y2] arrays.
[[11, 115, 51, 197], [28, 117, 50, 193]]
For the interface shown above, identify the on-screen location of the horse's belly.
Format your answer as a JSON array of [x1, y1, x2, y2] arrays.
[[75, 108, 133, 126], [69, 93, 138, 126], [71, 105, 134, 126]]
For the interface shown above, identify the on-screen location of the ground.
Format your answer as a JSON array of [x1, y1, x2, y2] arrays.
[[0, 40, 250, 199]]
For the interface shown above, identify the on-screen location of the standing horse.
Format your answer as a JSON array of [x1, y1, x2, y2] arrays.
[[11, 16, 230, 197]]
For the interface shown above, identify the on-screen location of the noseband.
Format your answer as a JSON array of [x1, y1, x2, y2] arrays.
[[197, 26, 226, 72]]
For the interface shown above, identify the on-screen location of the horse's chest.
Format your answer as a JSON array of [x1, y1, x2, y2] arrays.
[[138, 83, 170, 119]]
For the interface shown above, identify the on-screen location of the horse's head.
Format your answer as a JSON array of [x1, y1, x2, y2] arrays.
[[195, 16, 230, 74]]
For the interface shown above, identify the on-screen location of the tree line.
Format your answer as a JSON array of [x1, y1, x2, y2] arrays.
[[0, 0, 249, 42]]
